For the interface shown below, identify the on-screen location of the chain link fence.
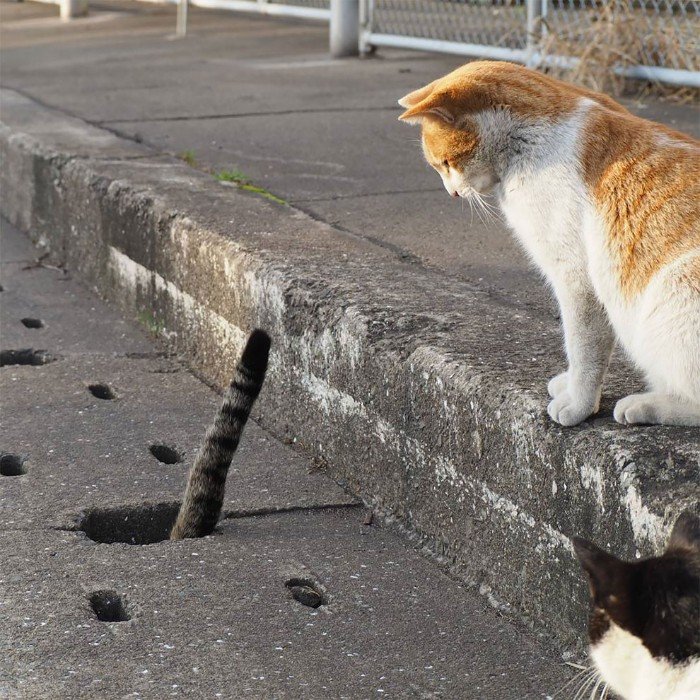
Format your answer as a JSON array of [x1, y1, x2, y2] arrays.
[[368, 0, 527, 49], [360, 0, 700, 87]]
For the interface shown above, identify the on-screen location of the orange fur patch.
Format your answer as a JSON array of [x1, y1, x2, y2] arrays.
[[398, 61, 629, 123], [422, 119, 478, 170], [582, 109, 700, 299]]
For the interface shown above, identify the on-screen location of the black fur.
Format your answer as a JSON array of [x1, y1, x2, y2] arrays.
[[574, 511, 700, 663]]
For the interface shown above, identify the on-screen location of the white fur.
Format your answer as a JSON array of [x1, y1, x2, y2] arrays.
[[428, 101, 700, 426], [591, 623, 700, 700]]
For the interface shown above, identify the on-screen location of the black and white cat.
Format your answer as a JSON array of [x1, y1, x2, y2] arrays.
[[573, 512, 700, 699]]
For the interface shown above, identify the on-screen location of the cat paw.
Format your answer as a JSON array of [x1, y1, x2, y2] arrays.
[[547, 372, 569, 398], [614, 394, 658, 425], [614, 392, 700, 426], [547, 392, 596, 427]]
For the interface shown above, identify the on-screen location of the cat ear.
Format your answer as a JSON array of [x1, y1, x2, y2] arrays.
[[397, 81, 437, 109], [572, 537, 628, 606], [667, 511, 700, 554], [398, 96, 455, 125]]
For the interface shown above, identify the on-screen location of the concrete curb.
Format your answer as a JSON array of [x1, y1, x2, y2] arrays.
[[2, 87, 698, 649]]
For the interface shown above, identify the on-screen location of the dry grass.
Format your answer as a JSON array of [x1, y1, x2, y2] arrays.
[[537, 0, 699, 101]]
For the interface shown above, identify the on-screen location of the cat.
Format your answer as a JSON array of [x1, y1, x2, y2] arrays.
[[170, 328, 271, 540], [398, 61, 700, 427], [572, 512, 700, 700]]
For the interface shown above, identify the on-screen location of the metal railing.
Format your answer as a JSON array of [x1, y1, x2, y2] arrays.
[[359, 0, 700, 87], [185, 0, 330, 21], [173, 0, 330, 36]]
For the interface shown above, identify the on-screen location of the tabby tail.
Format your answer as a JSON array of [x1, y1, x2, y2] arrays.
[[170, 329, 271, 540]]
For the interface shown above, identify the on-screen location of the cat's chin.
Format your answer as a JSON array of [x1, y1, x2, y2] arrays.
[[465, 172, 499, 196], [591, 623, 700, 700]]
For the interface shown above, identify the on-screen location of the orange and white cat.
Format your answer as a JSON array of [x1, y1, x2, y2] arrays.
[[399, 61, 700, 427]]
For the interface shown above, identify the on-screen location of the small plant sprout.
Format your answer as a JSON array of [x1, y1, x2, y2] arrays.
[[214, 169, 287, 205]]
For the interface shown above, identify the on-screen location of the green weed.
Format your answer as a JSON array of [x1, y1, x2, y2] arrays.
[[177, 149, 197, 167], [137, 310, 165, 336], [214, 169, 287, 205]]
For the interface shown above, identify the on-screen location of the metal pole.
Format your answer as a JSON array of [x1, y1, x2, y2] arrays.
[[330, 0, 359, 58], [60, 0, 87, 20], [176, 0, 188, 37], [526, 0, 543, 66]]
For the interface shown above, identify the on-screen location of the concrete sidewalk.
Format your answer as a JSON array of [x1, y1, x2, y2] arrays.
[[1, 0, 698, 651], [0, 218, 571, 699]]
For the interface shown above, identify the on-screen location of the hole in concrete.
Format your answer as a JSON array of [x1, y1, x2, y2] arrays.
[[89, 590, 130, 622], [285, 577, 327, 608], [149, 444, 182, 465], [88, 383, 117, 400], [0, 349, 53, 367], [20, 318, 45, 329], [79, 502, 180, 545], [0, 454, 27, 476]]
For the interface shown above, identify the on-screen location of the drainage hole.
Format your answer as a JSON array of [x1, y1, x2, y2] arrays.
[[89, 590, 130, 622], [0, 453, 27, 476], [20, 318, 45, 329], [285, 577, 327, 608], [149, 444, 182, 464], [79, 503, 180, 545], [0, 349, 53, 367], [88, 383, 117, 400]]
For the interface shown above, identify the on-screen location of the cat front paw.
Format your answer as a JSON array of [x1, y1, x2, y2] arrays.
[[547, 372, 569, 398], [614, 392, 700, 427], [547, 392, 596, 427], [614, 394, 656, 425]]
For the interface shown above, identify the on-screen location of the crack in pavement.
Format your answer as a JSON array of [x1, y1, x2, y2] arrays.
[[223, 502, 362, 520], [291, 187, 444, 203], [99, 105, 401, 125]]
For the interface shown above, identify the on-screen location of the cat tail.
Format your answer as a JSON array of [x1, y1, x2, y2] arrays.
[[170, 329, 271, 540]]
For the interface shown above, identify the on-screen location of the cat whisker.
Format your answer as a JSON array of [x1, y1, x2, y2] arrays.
[[472, 191, 495, 227], [463, 187, 501, 228], [573, 670, 601, 700], [564, 667, 598, 700], [589, 676, 604, 700], [476, 193, 501, 224], [462, 189, 489, 227], [463, 191, 476, 226], [550, 664, 595, 699]]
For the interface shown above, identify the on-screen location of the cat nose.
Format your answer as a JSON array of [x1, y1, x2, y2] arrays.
[[451, 191, 459, 198]]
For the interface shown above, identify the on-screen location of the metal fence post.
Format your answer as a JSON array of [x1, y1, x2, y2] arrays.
[[358, 0, 374, 54], [330, 0, 359, 58], [526, 0, 543, 66], [176, 0, 188, 36], [60, 0, 87, 20]]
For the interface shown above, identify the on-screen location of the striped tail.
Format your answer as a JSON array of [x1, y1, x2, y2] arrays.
[[170, 329, 271, 540]]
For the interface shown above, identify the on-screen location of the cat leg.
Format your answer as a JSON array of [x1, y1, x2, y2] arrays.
[[547, 285, 615, 427], [618, 253, 700, 427], [614, 393, 700, 427]]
